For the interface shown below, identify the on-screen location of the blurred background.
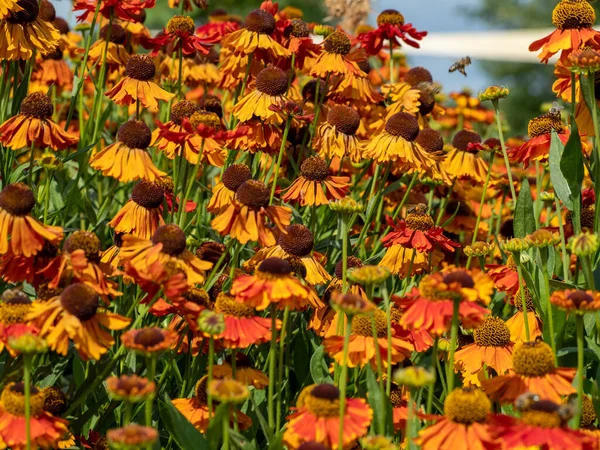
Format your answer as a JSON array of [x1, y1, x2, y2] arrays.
[[53, 0, 600, 134]]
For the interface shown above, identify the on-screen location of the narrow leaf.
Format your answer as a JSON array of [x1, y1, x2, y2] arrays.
[[160, 396, 209, 450], [560, 118, 584, 205], [549, 131, 573, 210], [514, 178, 536, 238]]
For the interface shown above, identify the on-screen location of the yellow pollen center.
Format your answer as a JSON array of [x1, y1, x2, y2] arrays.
[[512, 341, 556, 377], [444, 388, 491, 424], [167, 15, 196, 34], [405, 212, 434, 231], [1, 384, 45, 417], [552, 0, 596, 30], [473, 317, 511, 347], [304, 393, 341, 417], [520, 410, 563, 428], [351, 309, 387, 337], [215, 293, 254, 318], [528, 114, 565, 138]]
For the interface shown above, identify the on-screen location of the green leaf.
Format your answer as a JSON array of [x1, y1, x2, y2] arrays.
[[549, 131, 574, 210], [365, 367, 393, 435], [160, 396, 209, 450], [206, 403, 229, 448], [514, 178, 536, 238], [309, 345, 333, 384], [560, 118, 584, 206]]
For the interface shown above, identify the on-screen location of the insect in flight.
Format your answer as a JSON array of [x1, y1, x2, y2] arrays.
[[449, 56, 472, 77]]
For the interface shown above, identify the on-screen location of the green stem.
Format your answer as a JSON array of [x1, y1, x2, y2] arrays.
[[426, 338, 438, 414], [124, 402, 132, 425], [492, 100, 517, 209], [24, 355, 31, 450], [389, 41, 395, 84], [176, 45, 184, 100], [43, 169, 52, 224], [556, 197, 570, 281], [338, 316, 352, 449], [26, 141, 35, 187], [405, 388, 416, 450], [540, 253, 556, 356], [145, 356, 156, 426], [370, 312, 386, 434], [207, 337, 214, 417], [222, 410, 230, 450], [446, 299, 460, 393], [178, 138, 205, 226], [575, 315, 585, 429], [341, 215, 349, 293], [466, 152, 494, 269], [383, 285, 392, 397], [276, 307, 290, 431], [267, 305, 277, 431]]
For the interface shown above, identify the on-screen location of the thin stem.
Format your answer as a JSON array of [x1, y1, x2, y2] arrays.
[[267, 305, 277, 431], [405, 388, 416, 450], [338, 316, 352, 449], [383, 285, 393, 396], [176, 45, 184, 100], [145, 356, 156, 426], [388, 40, 395, 84], [575, 315, 585, 429], [492, 100, 517, 208], [540, 251, 556, 357], [276, 307, 290, 431], [26, 141, 35, 186], [178, 138, 205, 226], [556, 197, 570, 281], [466, 152, 494, 269], [514, 256, 531, 341], [341, 215, 349, 293], [446, 299, 460, 393], [207, 337, 215, 417], [426, 338, 438, 414], [24, 355, 31, 450], [222, 411, 230, 450]]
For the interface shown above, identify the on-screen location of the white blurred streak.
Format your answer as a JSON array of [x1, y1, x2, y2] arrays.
[[402, 29, 557, 63]]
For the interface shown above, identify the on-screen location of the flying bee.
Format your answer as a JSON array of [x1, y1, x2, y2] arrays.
[[407, 203, 429, 215], [449, 56, 472, 77], [548, 101, 565, 116], [514, 392, 539, 412]]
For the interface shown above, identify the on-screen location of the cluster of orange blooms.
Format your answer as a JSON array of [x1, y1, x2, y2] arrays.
[[0, 0, 600, 449]]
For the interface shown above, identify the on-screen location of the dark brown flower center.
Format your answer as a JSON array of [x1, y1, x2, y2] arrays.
[[118, 120, 152, 149], [100, 24, 126, 44], [134, 327, 166, 347], [385, 112, 419, 140], [199, 95, 223, 118], [553, 0, 595, 30], [255, 66, 288, 96], [514, 287, 535, 312], [442, 271, 475, 288], [302, 79, 327, 103], [327, 105, 360, 135], [196, 241, 229, 266], [297, 443, 328, 450], [567, 290, 594, 308], [279, 224, 314, 257], [152, 224, 187, 256], [287, 18, 310, 38], [53, 17, 69, 34], [300, 156, 329, 181], [222, 164, 252, 192], [323, 31, 351, 55], [64, 230, 101, 260], [43, 47, 63, 61], [126, 55, 156, 81], [244, 9, 276, 34], [377, 9, 405, 27], [183, 287, 211, 307], [42, 386, 67, 416], [167, 15, 196, 35], [20, 92, 53, 119], [7, 0, 39, 24], [418, 90, 436, 116], [404, 66, 433, 87], [235, 179, 269, 210], [0, 182, 35, 216], [60, 283, 99, 321], [335, 256, 362, 278], [452, 129, 482, 152], [5, 294, 31, 305], [311, 384, 339, 400], [170, 101, 200, 125], [258, 257, 293, 275], [131, 180, 165, 209], [415, 128, 444, 153], [484, 137, 501, 151], [528, 112, 565, 138], [285, 256, 307, 278], [39, 0, 55, 22]]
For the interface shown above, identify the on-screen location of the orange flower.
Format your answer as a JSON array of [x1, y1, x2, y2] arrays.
[[173, 376, 252, 433], [88, 24, 129, 67], [90, 120, 166, 182], [481, 340, 576, 404], [0, 382, 69, 450], [486, 254, 519, 296], [310, 31, 364, 80], [31, 49, 73, 92], [313, 105, 363, 163], [529, 0, 600, 63], [231, 66, 290, 125], [0, 183, 63, 258], [0, 92, 77, 151], [282, 155, 349, 206], [0, 0, 60, 60], [492, 398, 597, 450], [454, 317, 514, 386], [379, 244, 444, 277], [105, 54, 174, 109], [322, 309, 413, 369], [28, 283, 130, 360], [395, 269, 493, 336], [505, 288, 543, 342], [109, 181, 165, 240], [212, 293, 281, 348], [442, 129, 490, 185], [508, 110, 569, 168], [120, 224, 212, 286], [207, 163, 251, 214], [550, 289, 600, 313], [415, 388, 499, 450], [231, 257, 311, 311], [249, 224, 331, 285], [283, 384, 372, 450], [0, 0, 19, 20], [121, 326, 178, 355], [211, 179, 291, 246], [213, 354, 270, 389]]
